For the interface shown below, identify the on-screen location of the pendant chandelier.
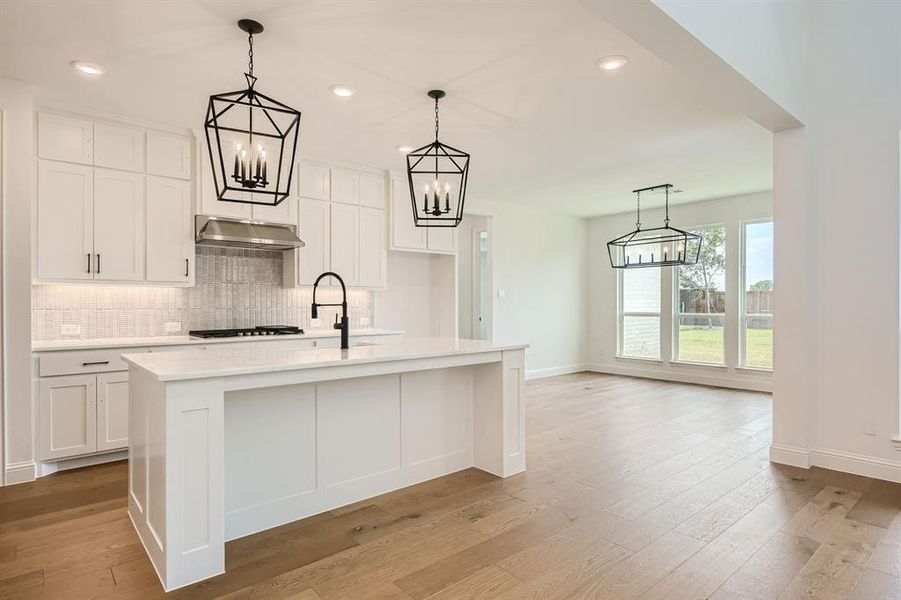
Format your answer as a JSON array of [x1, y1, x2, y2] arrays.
[[204, 19, 301, 207], [607, 184, 702, 269], [406, 90, 470, 228]]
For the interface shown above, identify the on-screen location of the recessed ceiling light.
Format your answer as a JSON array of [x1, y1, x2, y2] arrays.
[[71, 60, 106, 77], [330, 85, 355, 98], [596, 55, 628, 71], [397, 145, 413, 153]]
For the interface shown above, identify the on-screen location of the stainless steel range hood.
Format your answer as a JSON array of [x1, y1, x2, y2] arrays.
[[194, 216, 305, 251]]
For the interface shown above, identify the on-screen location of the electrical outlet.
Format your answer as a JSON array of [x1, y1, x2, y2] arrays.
[[61, 323, 81, 336], [360, 317, 371, 326], [497, 289, 506, 299], [311, 318, 321, 328], [164, 321, 182, 333]]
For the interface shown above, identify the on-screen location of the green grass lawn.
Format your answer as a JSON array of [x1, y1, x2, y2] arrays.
[[678, 326, 772, 368]]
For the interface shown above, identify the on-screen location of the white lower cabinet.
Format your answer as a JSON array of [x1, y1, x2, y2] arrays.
[[97, 372, 130, 451], [38, 375, 98, 460]]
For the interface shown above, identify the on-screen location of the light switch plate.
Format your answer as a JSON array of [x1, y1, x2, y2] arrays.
[[164, 321, 182, 333], [497, 289, 506, 299], [61, 323, 81, 336]]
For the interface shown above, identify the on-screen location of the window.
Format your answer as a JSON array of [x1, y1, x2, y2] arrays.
[[619, 267, 661, 359], [675, 226, 726, 364], [741, 221, 773, 369]]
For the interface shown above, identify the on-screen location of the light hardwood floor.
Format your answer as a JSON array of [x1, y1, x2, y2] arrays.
[[1, 373, 900, 599]]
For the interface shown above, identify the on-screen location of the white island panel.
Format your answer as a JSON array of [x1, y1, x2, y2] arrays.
[[124, 337, 527, 591]]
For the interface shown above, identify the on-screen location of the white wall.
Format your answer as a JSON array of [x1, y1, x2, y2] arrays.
[[659, 1, 901, 482], [588, 192, 772, 391], [467, 198, 588, 378], [0, 78, 34, 484], [374, 251, 456, 338]]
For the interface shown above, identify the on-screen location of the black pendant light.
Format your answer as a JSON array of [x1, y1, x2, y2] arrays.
[[406, 90, 470, 228], [204, 19, 301, 207], [607, 184, 702, 269]]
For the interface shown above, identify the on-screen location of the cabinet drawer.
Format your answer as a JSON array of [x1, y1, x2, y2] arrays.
[[38, 348, 141, 376]]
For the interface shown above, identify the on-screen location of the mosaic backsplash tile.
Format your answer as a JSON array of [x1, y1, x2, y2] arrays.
[[32, 247, 373, 341]]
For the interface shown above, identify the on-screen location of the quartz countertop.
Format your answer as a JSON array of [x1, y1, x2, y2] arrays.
[[122, 336, 528, 382], [32, 328, 404, 352]]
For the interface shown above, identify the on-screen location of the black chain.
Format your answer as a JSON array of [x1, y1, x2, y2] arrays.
[[664, 186, 670, 227], [434, 97, 440, 141], [635, 191, 641, 230], [247, 33, 254, 77]]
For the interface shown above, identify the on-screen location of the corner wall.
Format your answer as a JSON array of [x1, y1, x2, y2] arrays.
[[0, 79, 34, 484]]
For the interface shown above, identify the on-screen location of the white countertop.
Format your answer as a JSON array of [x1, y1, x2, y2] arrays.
[[122, 336, 528, 382], [32, 328, 404, 352]]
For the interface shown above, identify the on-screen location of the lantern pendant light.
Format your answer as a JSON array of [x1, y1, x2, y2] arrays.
[[607, 184, 702, 269], [204, 19, 301, 207], [406, 90, 470, 227]]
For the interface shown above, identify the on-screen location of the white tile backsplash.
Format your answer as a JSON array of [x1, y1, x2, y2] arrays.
[[32, 246, 373, 341]]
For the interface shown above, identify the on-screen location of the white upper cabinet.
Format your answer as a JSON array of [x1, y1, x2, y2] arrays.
[[427, 226, 457, 253], [359, 173, 386, 209], [252, 195, 297, 225], [94, 122, 145, 172], [93, 169, 145, 281], [390, 174, 426, 251], [298, 197, 330, 286], [359, 207, 386, 288], [298, 160, 330, 200], [36, 160, 94, 280], [146, 176, 193, 283], [198, 147, 253, 219], [146, 132, 192, 180], [388, 174, 457, 254], [330, 202, 360, 286], [38, 113, 93, 165], [330, 168, 359, 205]]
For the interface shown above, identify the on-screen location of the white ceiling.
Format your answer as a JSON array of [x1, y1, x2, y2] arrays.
[[0, 0, 772, 217]]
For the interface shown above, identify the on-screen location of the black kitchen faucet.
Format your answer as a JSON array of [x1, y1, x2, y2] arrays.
[[311, 272, 349, 350]]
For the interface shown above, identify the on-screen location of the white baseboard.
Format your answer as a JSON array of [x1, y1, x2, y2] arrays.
[[770, 443, 901, 484], [588, 363, 772, 393], [525, 364, 590, 380], [809, 446, 901, 484], [36, 450, 127, 478], [769, 444, 811, 468], [4, 460, 36, 485]]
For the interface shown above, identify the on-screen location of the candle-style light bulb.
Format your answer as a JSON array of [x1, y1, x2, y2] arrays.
[[254, 144, 263, 180], [233, 143, 242, 179], [240, 149, 247, 182], [260, 150, 267, 184], [663, 246, 669, 261], [423, 184, 430, 212], [444, 182, 451, 212]]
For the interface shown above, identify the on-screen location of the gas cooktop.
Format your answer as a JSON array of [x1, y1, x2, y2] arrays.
[[188, 325, 304, 339]]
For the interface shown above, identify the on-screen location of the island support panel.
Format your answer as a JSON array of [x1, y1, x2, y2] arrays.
[[127, 349, 525, 591]]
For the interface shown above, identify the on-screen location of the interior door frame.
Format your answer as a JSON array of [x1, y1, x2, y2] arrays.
[[469, 218, 492, 341]]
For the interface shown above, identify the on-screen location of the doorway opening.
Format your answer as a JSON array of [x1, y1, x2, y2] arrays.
[[457, 214, 492, 341]]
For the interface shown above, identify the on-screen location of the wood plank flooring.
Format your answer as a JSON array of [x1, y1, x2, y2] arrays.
[[2, 373, 900, 599]]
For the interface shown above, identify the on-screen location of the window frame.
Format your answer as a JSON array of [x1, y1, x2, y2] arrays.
[[672, 223, 727, 366], [617, 267, 662, 361], [739, 218, 774, 371]]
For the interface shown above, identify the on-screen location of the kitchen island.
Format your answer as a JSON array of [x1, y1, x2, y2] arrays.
[[122, 336, 527, 591]]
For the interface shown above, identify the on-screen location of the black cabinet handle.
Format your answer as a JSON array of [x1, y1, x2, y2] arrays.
[[96, 253, 101, 274], [82, 360, 110, 366], [86, 253, 91, 273], [185, 259, 189, 277]]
